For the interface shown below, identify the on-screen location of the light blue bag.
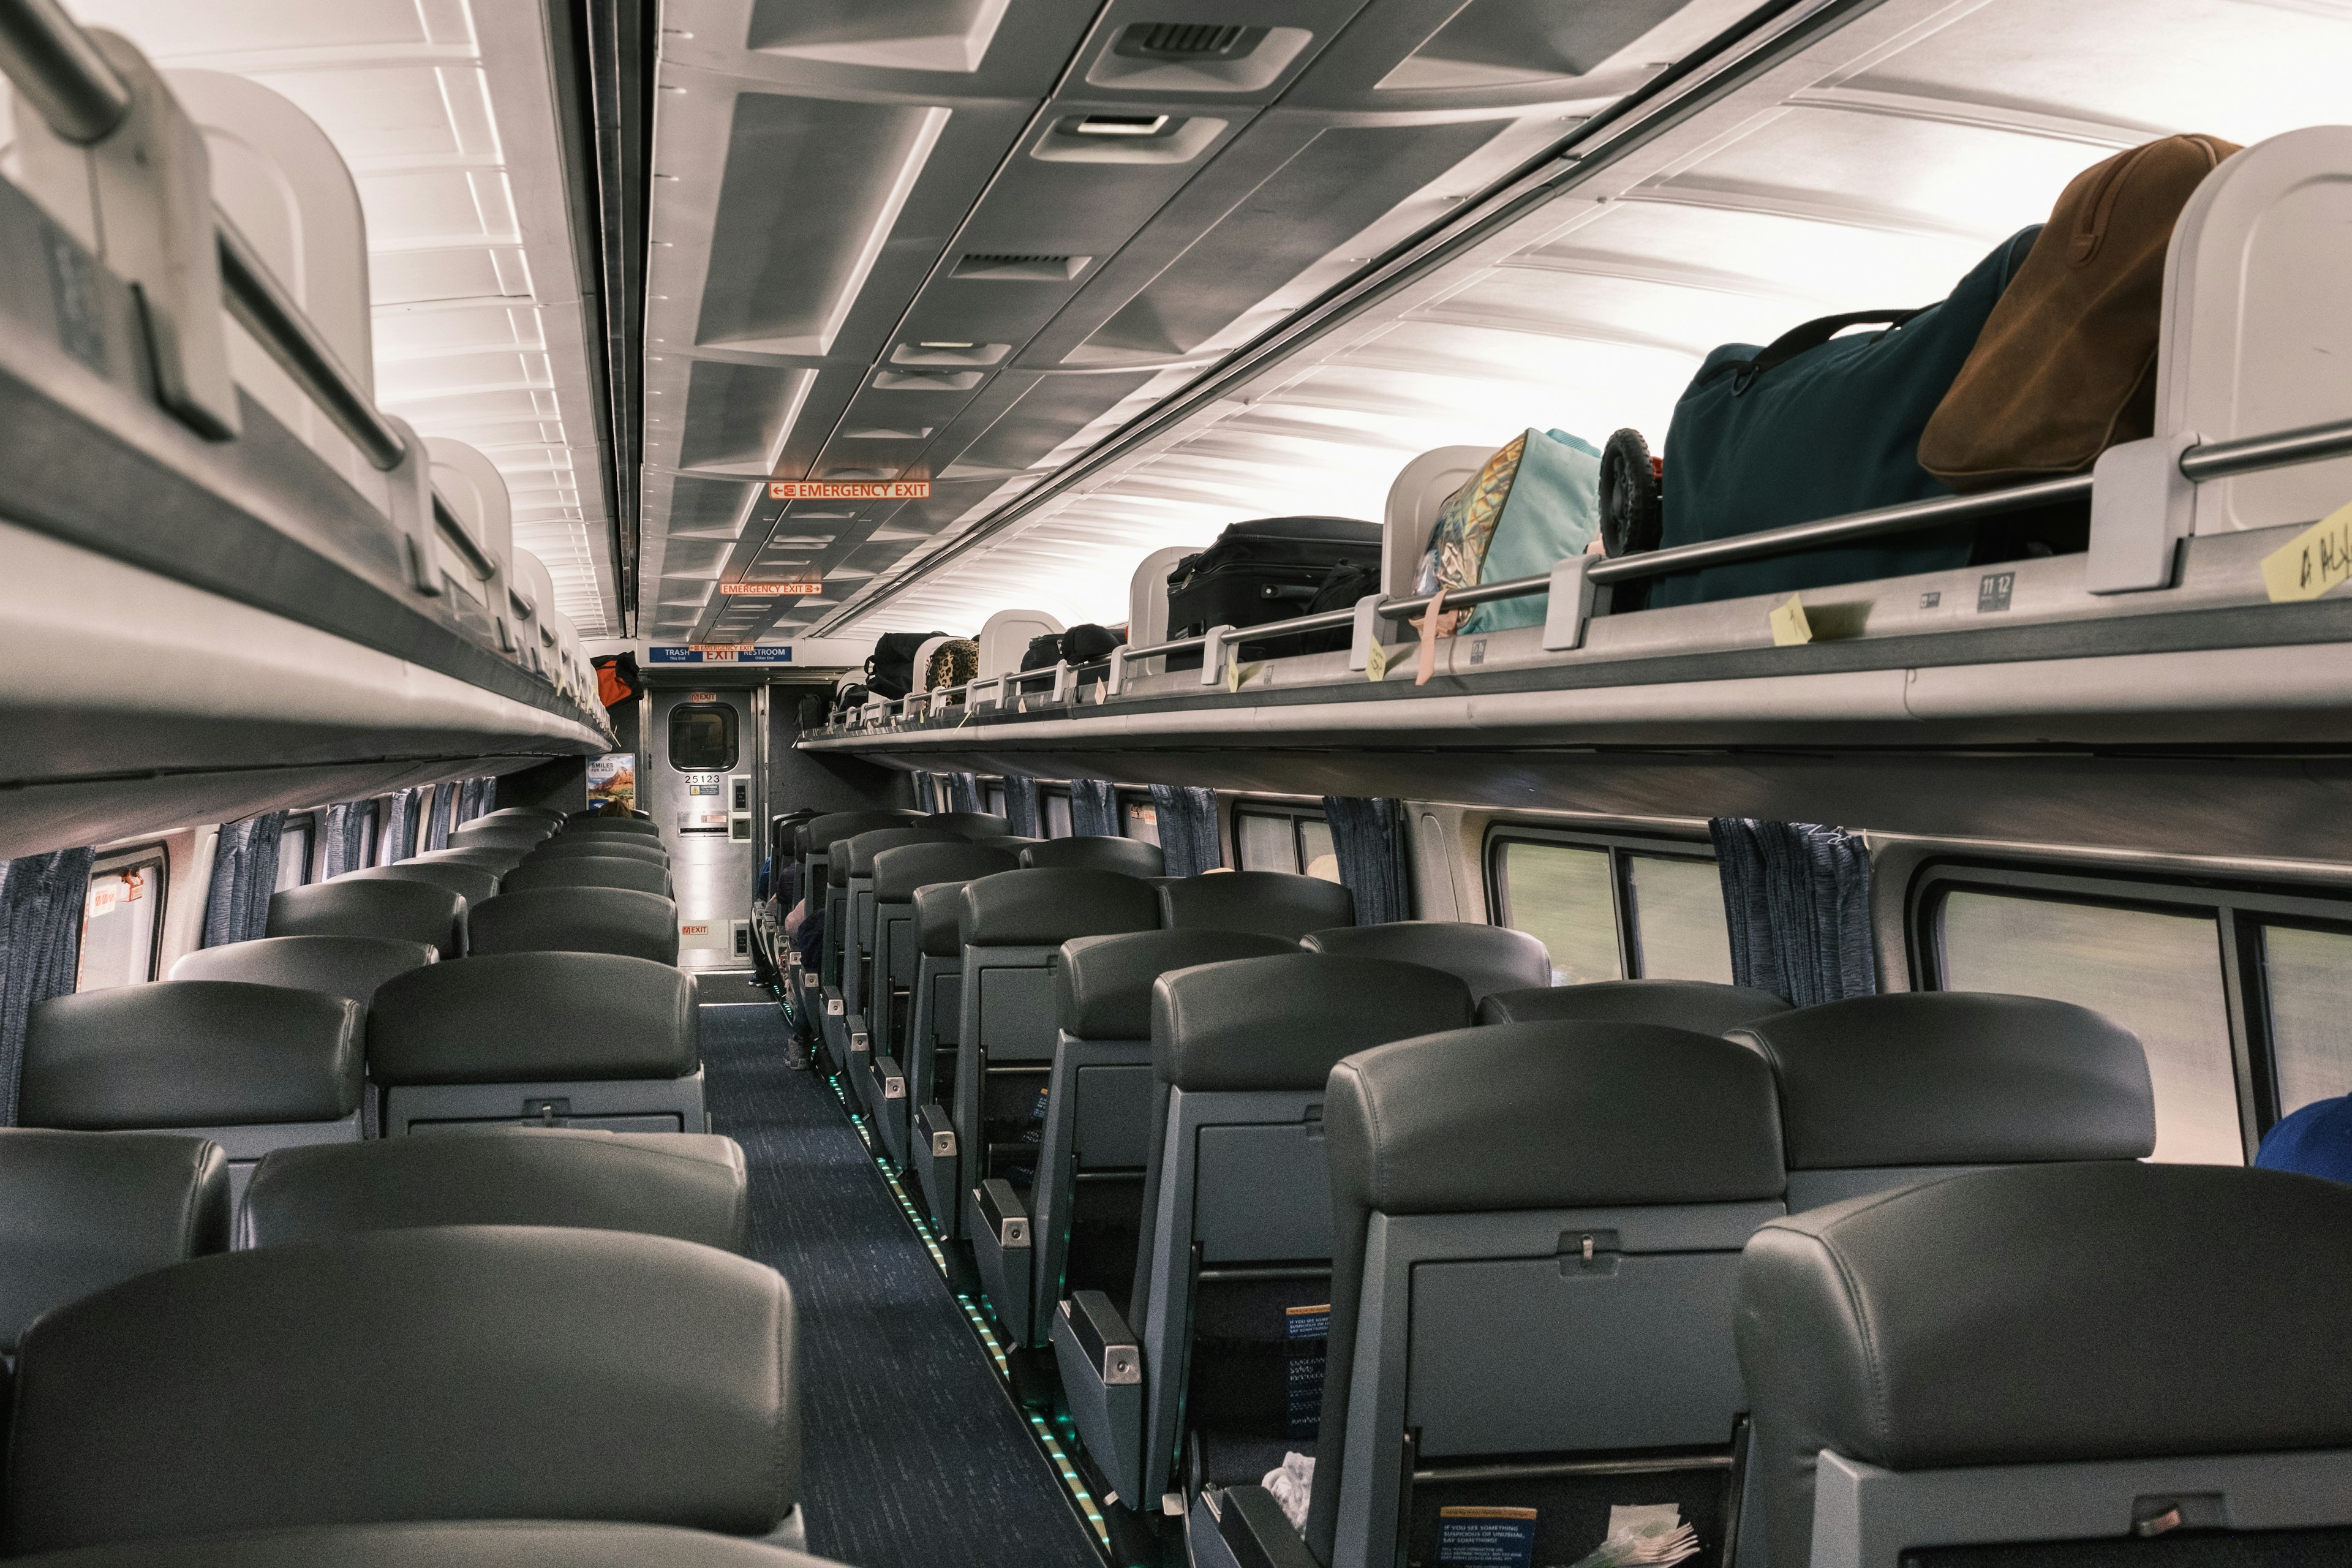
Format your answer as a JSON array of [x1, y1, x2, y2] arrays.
[[1412, 428, 1603, 635]]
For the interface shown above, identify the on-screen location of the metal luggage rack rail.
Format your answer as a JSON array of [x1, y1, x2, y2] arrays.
[[825, 415, 2352, 738], [0, 0, 603, 729]]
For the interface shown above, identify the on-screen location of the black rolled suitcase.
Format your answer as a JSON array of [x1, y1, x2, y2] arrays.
[[1165, 516, 1380, 666]]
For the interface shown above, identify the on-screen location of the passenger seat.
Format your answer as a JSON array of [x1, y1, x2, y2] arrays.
[[500, 855, 673, 899], [20, 984, 362, 1204], [270, 880, 466, 959], [837, 827, 963, 1080], [527, 835, 670, 868], [1302, 920, 1550, 1002], [366, 951, 703, 1136], [1160, 870, 1354, 941], [240, 1128, 747, 1253], [0, 1521, 853, 1567], [167, 934, 435, 1006], [466, 887, 680, 963], [1479, 977, 1792, 1031], [340, 861, 501, 910], [1018, 837, 1166, 877], [1730, 992, 2155, 1208]]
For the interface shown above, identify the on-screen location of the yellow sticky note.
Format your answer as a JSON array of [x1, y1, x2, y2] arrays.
[[1365, 641, 1389, 682], [2261, 500, 2352, 603], [1769, 593, 1813, 647], [1226, 659, 1259, 693]]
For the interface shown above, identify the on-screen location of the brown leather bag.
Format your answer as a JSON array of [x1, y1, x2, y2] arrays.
[[1918, 134, 2239, 492]]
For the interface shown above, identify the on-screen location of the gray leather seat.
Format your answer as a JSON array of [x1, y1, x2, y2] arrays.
[[924, 811, 1015, 837], [1478, 977, 1793, 1030], [467, 888, 680, 964], [445, 823, 554, 852], [1017, 836, 1166, 877], [418, 847, 529, 875], [839, 827, 965, 1080], [269, 880, 466, 959], [530, 836, 671, 868], [891, 872, 1013, 1185], [0, 1522, 850, 1568], [368, 951, 703, 1137], [1303, 920, 1550, 1002], [22, 984, 363, 1201], [1730, 992, 2156, 1209], [565, 812, 660, 834], [1292, 1020, 1786, 1568], [4, 1226, 801, 1554], [1159, 870, 1355, 941], [480, 805, 566, 825], [1053, 953, 1472, 1515], [951, 869, 1161, 1255], [241, 1128, 747, 1253], [0, 1129, 228, 1349], [1736, 1163, 2352, 1568], [802, 810, 925, 1068], [168, 935, 436, 1006], [341, 862, 502, 909], [501, 855, 673, 899], [1016, 929, 1298, 1349], [454, 814, 556, 842]]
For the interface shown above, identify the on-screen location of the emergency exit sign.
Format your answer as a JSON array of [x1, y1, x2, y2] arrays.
[[769, 480, 929, 500], [717, 581, 822, 596]]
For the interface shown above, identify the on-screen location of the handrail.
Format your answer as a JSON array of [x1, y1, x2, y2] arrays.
[[0, 0, 128, 143], [2179, 416, 2352, 481], [431, 495, 499, 582]]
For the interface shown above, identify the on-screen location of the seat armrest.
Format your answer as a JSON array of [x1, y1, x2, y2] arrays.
[[1199, 1485, 1321, 1568], [1051, 1290, 1145, 1506], [970, 1178, 1035, 1341], [869, 1054, 906, 1104]]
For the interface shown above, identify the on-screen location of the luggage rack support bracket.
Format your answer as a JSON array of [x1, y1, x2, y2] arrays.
[[1539, 556, 1599, 652]]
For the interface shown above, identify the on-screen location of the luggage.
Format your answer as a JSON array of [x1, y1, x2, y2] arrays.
[[1650, 225, 2042, 608], [1166, 516, 1381, 664], [1919, 135, 2240, 492], [1063, 623, 1125, 664], [1019, 633, 1064, 672], [1410, 428, 1602, 634], [925, 637, 978, 690], [865, 630, 948, 699], [591, 652, 638, 709]]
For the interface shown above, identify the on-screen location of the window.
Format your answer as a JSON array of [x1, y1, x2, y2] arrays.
[[1488, 830, 1730, 987], [276, 814, 315, 891], [2262, 923, 2352, 1117], [1233, 806, 1340, 883], [1122, 797, 1160, 845], [78, 845, 168, 992], [669, 702, 737, 771], [984, 782, 1008, 818], [1042, 788, 1073, 840]]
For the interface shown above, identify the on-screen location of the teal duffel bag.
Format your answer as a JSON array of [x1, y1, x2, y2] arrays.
[[1649, 225, 2040, 608]]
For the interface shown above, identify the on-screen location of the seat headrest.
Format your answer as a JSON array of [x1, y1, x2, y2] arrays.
[[1730, 992, 2155, 1169], [531, 837, 669, 866], [367, 952, 696, 1086], [453, 816, 555, 840], [500, 857, 671, 898], [807, 810, 922, 852], [419, 847, 529, 871], [1058, 929, 1299, 1038], [4, 1226, 799, 1554], [1016, 836, 1165, 877], [466, 888, 680, 964], [0, 1520, 854, 1566], [167, 935, 438, 1006], [23, 983, 363, 1129], [269, 880, 465, 959], [1479, 978, 1793, 1031], [0, 1129, 228, 1349], [341, 863, 502, 907], [482, 806, 566, 822], [1153, 953, 1472, 1091], [1160, 870, 1355, 941], [875, 843, 1021, 903], [959, 869, 1161, 948], [924, 812, 1014, 838], [443, 828, 549, 854], [1735, 1163, 2352, 1568], [559, 816, 660, 836], [1327, 1022, 1785, 1215], [914, 883, 967, 957], [1305, 921, 1551, 1002], [845, 827, 962, 878]]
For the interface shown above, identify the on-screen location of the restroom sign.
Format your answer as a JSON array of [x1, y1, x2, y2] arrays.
[[769, 480, 929, 500]]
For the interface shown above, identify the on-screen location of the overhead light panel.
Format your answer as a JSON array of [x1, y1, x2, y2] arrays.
[[1068, 113, 1170, 137]]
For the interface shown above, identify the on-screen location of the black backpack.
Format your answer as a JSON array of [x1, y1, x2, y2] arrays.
[[865, 631, 949, 699]]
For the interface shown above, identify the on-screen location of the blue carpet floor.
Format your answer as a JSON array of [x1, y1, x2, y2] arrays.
[[697, 985, 1101, 1568]]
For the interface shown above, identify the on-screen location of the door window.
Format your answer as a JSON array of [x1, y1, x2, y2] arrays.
[[669, 703, 738, 771]]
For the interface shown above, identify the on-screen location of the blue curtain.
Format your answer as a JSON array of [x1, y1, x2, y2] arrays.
[[1322, 797, 1409, 925], [203, 812, 287, 948], [379, 788, 421, 863], [1709, 818, 1875, 1007], [456, 777, 487, 824], [423, 785, 456, 851], [1070, 779, 1120, 839], [0, 846, 96, 1125], [480, 775, 497, 813], [1150, 785, 1223, 878], [322, 801, 369, 878], [1003, 777, 1042, 839], [948, 771, 983, 815]]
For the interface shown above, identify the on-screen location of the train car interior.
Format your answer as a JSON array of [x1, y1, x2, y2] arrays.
[[1, 1, 2350, 1566]]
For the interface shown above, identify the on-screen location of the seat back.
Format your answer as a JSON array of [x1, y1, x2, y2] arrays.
[[168, 935, 437, 1006], [842, 828, 963, 1030], [568, 805, 652, 824], [0, 1129, 228, 1350], [268, 880, 466, 959], [1017, 835, 1165, 877], [452, 815, 555, 843], [1736, 1163, 2352, 1568], [480, 806, 565, 826], [1160, 869, 1354, 940], [872, 843, 1021, 1053], [530, 836, 670, 868], [1732, 992, 2156, 1209], [1127, 954, 1472, 1507], [1304, 921, 1550, 1001], [444, 823, 549, 853], [561, 816, 660, 837], [467, 888, 679, 964], [417, 846, 529, 873], [1312, 1021, 1787, 1568], [500, 856, 673, 899], [341, 861, 499, 911], [1477, 977, 1793, 1030], [925, 811, 1014, 837], [4, 1227, 799, 1554], [804, 811, 925, 990]]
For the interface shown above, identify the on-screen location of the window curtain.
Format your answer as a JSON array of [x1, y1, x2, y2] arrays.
[[1070, 779, 1120, 838], [203, 812, 287, 948], [1708, 818, 1875, 1007], [1150, 785, 1223, 878], [479, 775, 497, 813], [423, 785, 456, 851], [0, 846, 96, 1125], [322, 801, 369, 878], [379, 788, 421, 864], [1322, 796, 1411, 925], [456, 777, 487, 824], [948, 771, 984, 815], [1003, 777, 1042, 839]]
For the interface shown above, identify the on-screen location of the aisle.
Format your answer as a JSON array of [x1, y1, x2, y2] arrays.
[[696, 980, 1102, 1568]]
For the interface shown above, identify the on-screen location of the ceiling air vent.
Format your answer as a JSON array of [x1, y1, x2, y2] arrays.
[[951, 253, 1089, 282], [1117, 23, 1264, 59]]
